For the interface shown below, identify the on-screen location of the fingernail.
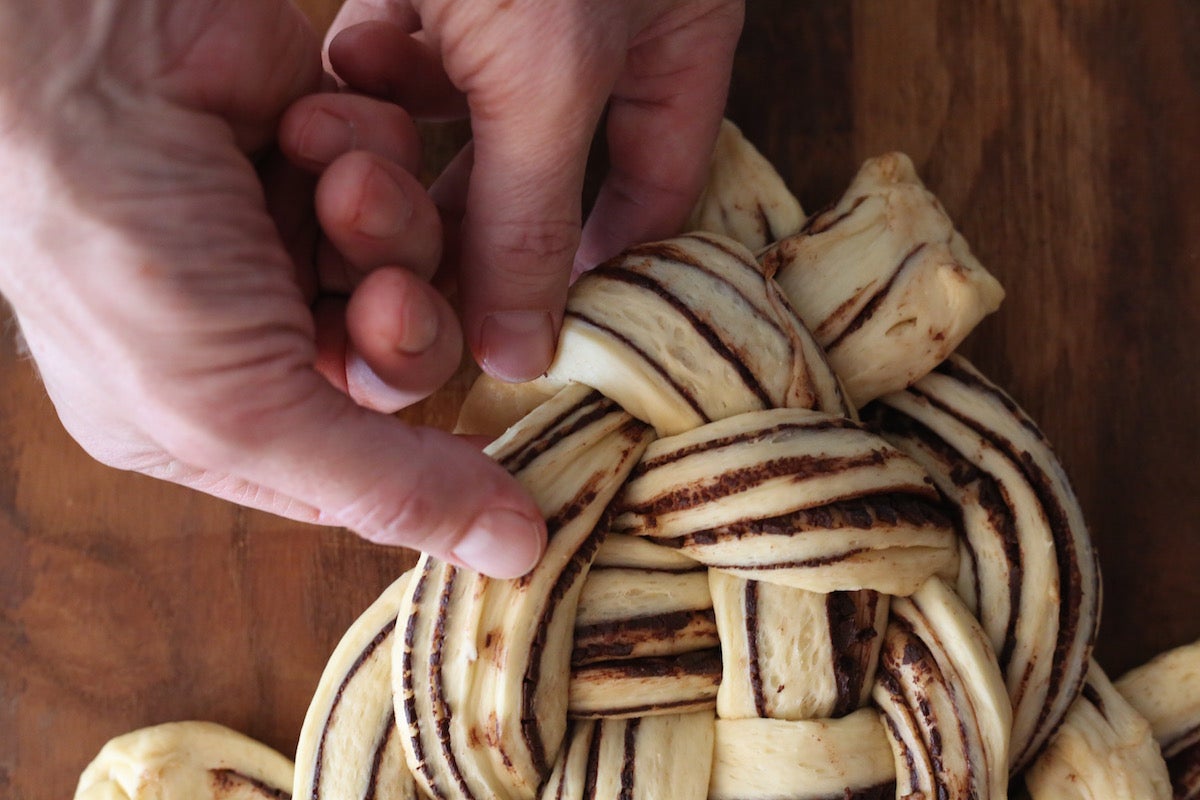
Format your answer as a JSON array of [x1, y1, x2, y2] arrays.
[[453, 508, 546, 577], [479, 311, 555, 383], [356, 166, 412, 239], [346, 350, 410, 412], [397, 291, 440, 355], [298, 109, 355, 165]]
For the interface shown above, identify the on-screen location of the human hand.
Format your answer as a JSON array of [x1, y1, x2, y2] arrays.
[[0, 0, 546, 577], [324, 0, 745, 382]]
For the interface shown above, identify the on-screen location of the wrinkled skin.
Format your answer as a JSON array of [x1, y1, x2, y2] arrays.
[[0, 0, 741, 575], [325, 0, 744, 381]]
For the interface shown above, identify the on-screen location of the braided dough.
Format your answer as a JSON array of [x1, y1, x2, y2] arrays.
[[358, 141, 1096, 800], [83, 129, 1193, 800], [74, 721, 294, 800]]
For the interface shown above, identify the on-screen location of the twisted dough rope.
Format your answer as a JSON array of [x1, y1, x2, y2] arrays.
[[76, 123, 1134, 800]]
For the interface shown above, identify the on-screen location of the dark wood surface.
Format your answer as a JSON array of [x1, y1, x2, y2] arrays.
[[3, 1, 1199, 796]]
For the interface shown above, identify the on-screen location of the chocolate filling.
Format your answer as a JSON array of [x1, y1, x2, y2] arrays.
[[311, 616, 395, 800], [826, 242, 926, 350], [591, 265, 775, 409], [572, 608, 718, 666], [500, 392, 620, 475], [630, 416, 860, 477], [827, 589, 882, 717], [209, 769, 290, 799]]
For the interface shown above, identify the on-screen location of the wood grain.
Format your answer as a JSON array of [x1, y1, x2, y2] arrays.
[[3, 0, 1199, 797]]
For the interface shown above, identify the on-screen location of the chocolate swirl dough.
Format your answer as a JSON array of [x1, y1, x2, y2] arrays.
[[1117, 639, 1200, 799], [864, 356, 1101, 772], [1024, 660, 1171, 799], [74, 721, 295, 800], [317, 142, 1101, 800], [78, 136, 1126, 800]]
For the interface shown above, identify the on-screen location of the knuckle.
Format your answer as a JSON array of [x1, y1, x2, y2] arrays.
[[486, 218, 580, 278], [336, 482, 442, 551]]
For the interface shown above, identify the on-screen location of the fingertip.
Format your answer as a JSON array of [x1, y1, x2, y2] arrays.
[[447, 507, 547, 578], [344, 267, 463, 411], [315, 153, 442, 283], [476, 310, 556, 383], [328, 21, 467, 120], [343, 349, 416, 413], [282, 102, 356, 170], [325, 0, 421, 55], [280, 93, 421, 174]]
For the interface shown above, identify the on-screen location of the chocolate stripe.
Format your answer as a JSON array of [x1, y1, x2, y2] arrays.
[[661, 491, 948, 551], [1080, 681, 1108, 721], [619, 719, 640, 800], [363, 708, 396, 800], [583, 721, 603, 800], [680, 231, 768, 272], [592, 265, 775, 409], [933, 358, 1048, 442], [827, 590, 880, 717], [885, 624, 950, 797], [698, 548, 870, 571], [576, 649, 723, 680], [714, 783, 895, 800], [572, 608, 718, 665], [910, 596, 980, 795], [1164, 722, 1200, 760], [745, 580, 768, 717], [812, 282, 876, 342], [625, 234, 773, 323], [572, 650, 722, 715], [800, 194, 868, 236], [867, 402, 1023, 669], [500, 391, 619, 474], [209, 769, 290, 799], [576, 698, 716, 717], [877, 686, 923, 796], [566, 311, 707, 421], [907, 375, 1095, 765], [312, 616, 396, 800], [400, 565, 440, 798], [826, 242, 927, 351], [629, 417, 861, 477], [522, 497, 613, 776], [622, 449, 908, 521], [429, 569, 472, 800]]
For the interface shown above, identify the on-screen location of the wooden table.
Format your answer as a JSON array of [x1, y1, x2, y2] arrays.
[[3, 1, 1198, 796]]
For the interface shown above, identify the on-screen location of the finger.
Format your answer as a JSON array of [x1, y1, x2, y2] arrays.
[[575, 8, 744, 273], [314, 151, 443, 290], [460, 63, 616, 382], [344, 267, 463, 412], [187, 378, 546, 577], [258, 149, 320, 303], [325, 0, 420, 66], [313, 294, 351, 393], [328, 22, 467, 121], [428, 141, 473, 297], [140, 459, 325, 524], [311, 274, 462, 413], [278, 92, 422, 174]]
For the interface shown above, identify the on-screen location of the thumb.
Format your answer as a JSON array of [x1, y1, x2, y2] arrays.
[[203, 379, 546, 577]]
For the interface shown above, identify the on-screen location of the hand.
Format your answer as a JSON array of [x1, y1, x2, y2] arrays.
[[324, 0, 745, 382], [0, 0, 546, 577]]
